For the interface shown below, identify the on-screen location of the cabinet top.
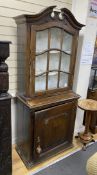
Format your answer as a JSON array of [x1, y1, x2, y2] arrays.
[[14, 6, 84, 31], [0, 94, 12, 100], [17, 90, 80, 110], [0, 41, 11, 44]]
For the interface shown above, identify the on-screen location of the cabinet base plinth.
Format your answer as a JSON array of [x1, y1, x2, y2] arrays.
[[16, 143, 73, 169]]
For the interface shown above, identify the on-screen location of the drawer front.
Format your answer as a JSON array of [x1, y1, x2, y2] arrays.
[[34, 101, 77, 158]]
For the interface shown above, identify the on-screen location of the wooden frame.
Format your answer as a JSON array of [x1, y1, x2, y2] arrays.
[[14, 6, 84, 168], [29, 23, 76, 97], [14, 6, 84, 98]]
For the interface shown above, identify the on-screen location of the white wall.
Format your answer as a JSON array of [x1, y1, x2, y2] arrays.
[[0, 0, 72, 144], [72, 0, 97, 134]]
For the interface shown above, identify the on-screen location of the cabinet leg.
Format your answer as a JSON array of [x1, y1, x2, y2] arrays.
[[75, 132, 80, 138], [82, 143, 86, 151]]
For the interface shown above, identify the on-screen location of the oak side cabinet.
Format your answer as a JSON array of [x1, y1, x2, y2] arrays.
[[0, 41, 12, 175], [84, 66, 97, 134], [87, 89, 97, 134], [14, 6, 84, 168], [86, 66, 97, 134]]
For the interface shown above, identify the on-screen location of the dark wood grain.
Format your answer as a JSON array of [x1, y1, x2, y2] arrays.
[[16, 92, 78, 168], [0, 41, 12, 175], [85, 89, 97, 134], [0, 97, 12, 175], [14, 6, 84, 97], [14, 6, 84, 168]]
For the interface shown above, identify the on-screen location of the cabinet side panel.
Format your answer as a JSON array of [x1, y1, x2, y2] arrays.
[[0, 98, 12, 175], [16, 98, 33, 163], [17, 23, 27, 95]]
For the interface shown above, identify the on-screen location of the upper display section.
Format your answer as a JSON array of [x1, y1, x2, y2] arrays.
[[14, 6, 84, 97]]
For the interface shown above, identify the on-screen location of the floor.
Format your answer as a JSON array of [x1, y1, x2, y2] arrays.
[[12, 134, 97, 175]]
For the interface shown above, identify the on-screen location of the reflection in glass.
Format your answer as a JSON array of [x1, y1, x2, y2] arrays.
[[35, 75, 46, 91], [48, 72, 58, 89], [36, 30, 48, 52], [59, 72, 68, 88], [49, 51, 59, 70], [35, 53, 47, 75], [62, 32, 72, 54], [50, 28, 61, 49], [89, 68, 97, 90], [61, 53, 70, 72]]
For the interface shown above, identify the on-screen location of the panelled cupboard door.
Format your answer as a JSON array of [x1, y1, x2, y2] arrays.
[[14, 6, 84, 98], [34, 101, 76, 159]]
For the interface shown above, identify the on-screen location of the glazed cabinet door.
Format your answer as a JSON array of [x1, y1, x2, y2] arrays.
[[34, 101, 76, 159], [30, 24, 74, 96]]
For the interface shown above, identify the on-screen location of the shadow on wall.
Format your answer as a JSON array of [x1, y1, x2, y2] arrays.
[[73, 34, 84, 92]]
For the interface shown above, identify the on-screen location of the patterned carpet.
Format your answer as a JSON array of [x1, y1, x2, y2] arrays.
[[32, 142, 97, 175]]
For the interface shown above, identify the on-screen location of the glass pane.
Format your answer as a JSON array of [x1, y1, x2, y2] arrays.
[[62, 32, 72, 54], [35, 53, 47, 75], [60, 53, 70, 72], [35, 75, 46, 91], [50, 28, 61, 49], [36, 30, 48, 52], [59, 72, 68, 88], [49, 51, 60, 70], [48, 72, 58, 89]]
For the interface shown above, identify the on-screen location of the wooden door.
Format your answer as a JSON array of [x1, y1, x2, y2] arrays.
[[34, 100, 76, 159]]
